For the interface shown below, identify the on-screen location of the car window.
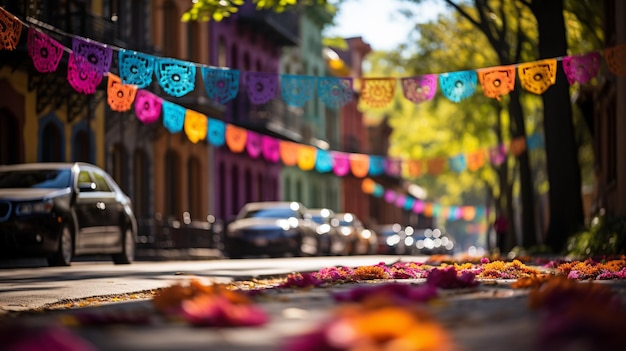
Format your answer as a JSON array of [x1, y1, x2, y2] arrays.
[[243, 208, 298, 219], [77, 171, 92, 184], [0, 169, 71, 189], [91, 172, 112, 192]]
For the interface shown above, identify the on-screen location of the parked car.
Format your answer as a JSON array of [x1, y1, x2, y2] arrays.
[[306, 208, 346, 256], [413, 228, 456, 255], [225, 201, 319, 258], [375, 223, 408, 255], [334, 212, 378, 255], [0, 162, 138, 266]]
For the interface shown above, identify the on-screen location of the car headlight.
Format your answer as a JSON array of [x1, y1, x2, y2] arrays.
[[16, 199, 53, 215]]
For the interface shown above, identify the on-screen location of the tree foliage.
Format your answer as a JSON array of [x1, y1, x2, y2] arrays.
[[181, 0, 334, 22]]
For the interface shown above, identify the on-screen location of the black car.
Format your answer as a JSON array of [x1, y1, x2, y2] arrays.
[[225, 201, 319, 258], [0, 162, 138, 266]]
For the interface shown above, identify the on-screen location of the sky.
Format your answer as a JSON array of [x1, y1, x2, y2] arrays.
[[323, 0, 447, 52]]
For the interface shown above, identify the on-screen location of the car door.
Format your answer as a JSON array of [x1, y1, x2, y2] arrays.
[[74, 169, 106, 252], [90, 169, 124, 250]]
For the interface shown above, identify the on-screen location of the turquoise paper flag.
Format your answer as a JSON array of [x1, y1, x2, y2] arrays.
[[439, 70, 477, 103], [368, 156, 385, 176], [449, 154, 467, 173], [315, 149, 333, 173], [207, 118, 226, 147], [162, 100, 185, 133]]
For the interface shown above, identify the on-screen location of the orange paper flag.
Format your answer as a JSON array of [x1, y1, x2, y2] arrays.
[[349, 153, 370, 178], [427, 158, 446, 176], [478, 66, 515, 101], [107, 73, 137, 112], [280, 141, 299, 166], [225, 124, 247, 153]]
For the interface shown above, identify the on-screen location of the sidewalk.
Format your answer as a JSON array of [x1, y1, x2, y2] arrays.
[[3, 259, 626, 351]]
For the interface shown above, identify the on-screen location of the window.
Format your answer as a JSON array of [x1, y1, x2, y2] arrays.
[[73, 130, 90, 162], [92, 172, 112, 192], [187, 157, 202, 219], [218, 37, 227, 67], [133, 149, 149, 218], [1, 111, 22, 165], [40, 123, 62, 162], [164, 150, 181, 218], [162, 0, 179, 58], [111, 143, 128, 192]]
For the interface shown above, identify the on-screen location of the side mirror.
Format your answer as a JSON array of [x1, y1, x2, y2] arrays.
[[78, 182, 96, 192]]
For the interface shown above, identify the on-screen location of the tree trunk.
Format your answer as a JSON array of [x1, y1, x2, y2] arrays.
[[509, 89, 537, 249], [530, 0, 585, 252]]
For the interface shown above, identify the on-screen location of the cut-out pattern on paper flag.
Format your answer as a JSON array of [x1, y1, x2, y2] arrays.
[[155, 58, 196, 97], [118, 50, 155, 88], [28, 29, 64, 73], [134, 90, 162, 125], [449, 155, 467, 173], [439, 70, 477, 103], [202, 68, 240, 104], [281, 75, 315, 107], [372, 184, 384, 197], [162, 100, 186, 133], [518, 59, 557, 94], [332, 152, 350, 177], [262, 136, 280, 163], [349, 154, 370, 178], [563, 52, 601, 85], [368, 156, 385, 177], [184, 110, 208, 144], [395, 195, 407, 208], [401, 75, 437, 104], [604, 44, 626, 76], [489, 144, 507, 166], [315, 149, 333, 173], [360, 78, 396, 109], [225, 124, 247, 153], [72, 38, 112, 74], [0, 7, 21, 50], [297, 145, 317, 171], [478, 66, 515, 100], [246, 131, 262, 159], [107, 73, 137, 112], [462, 207, 476, 221], [280, 141, 299, 166], [207, 119, 226, 147], [318, 77, 353, 109], [67, 53, 102, 94], [246, 72, 277, 105], [466, 150, 486, 171]]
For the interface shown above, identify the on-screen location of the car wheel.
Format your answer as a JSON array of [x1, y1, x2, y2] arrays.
[[48, 224, 73, 266], [112, 228, 135, 264]]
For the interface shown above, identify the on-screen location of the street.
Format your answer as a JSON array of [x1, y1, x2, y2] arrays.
[[0, 255, 420, 312]]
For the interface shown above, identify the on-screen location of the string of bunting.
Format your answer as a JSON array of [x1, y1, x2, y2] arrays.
[[0, 8, 622, 181], [361, 178, 487, 224]]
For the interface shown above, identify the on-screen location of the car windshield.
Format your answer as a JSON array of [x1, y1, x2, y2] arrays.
[[0, 169, 72, 189], [311, 215, 327, 224], [243, 208, 298, 219]]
